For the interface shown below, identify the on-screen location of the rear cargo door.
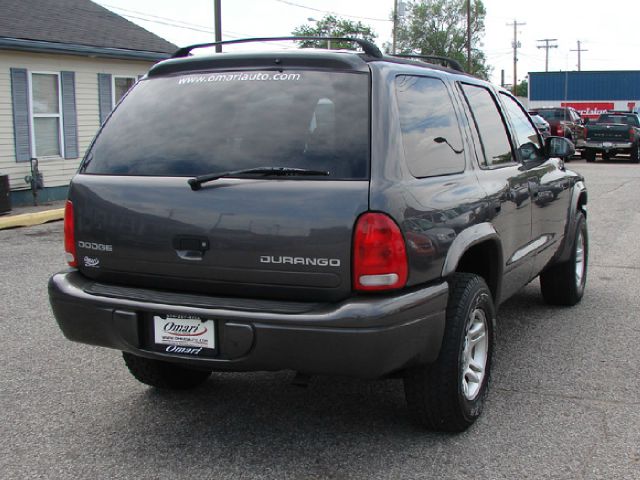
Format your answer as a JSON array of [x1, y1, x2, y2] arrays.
[[75, 69, 371, 301]]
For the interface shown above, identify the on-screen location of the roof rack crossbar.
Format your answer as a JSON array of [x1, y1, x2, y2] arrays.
[[172, 36, 383, 59], [392, 54, 465, 73]]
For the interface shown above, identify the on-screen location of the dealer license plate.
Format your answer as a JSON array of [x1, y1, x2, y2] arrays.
[[153, 314, 216, 355]]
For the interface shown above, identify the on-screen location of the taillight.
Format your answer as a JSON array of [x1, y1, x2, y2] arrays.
[[64, 200, 77, 267], [630, 128, 635, 141], [556, 124, 564, 136], [353, 212, 408, 291], [584, 127, 588, 139]]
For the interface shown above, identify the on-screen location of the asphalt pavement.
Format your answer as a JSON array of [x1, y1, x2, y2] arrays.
[[0, 159, 639, 479]]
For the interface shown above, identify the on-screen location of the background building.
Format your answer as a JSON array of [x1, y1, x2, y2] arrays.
[[529, 70, 640, 119], [0, 0, 176, 206]]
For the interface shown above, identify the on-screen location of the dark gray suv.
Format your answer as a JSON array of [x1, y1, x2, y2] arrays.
[[49, 38, 588, 432]]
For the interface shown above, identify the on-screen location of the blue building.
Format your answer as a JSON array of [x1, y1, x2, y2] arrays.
[[529, 71, 640, 119]]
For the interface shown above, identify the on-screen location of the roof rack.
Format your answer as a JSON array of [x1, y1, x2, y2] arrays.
[[391, 54, 465, 73], [172, 36, 383, 59]]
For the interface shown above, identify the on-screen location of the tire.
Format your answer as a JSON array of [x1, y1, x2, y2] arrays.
[[631, 142, 640, 163], [564, 135, 574, 163], [404, 273, 495, 432], [584, 148, 596, 163], [540, 211, 588, 306], [122, 352, 212, 390]]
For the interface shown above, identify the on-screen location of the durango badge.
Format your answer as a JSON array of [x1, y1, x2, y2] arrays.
[[260, 255, 341, 267]]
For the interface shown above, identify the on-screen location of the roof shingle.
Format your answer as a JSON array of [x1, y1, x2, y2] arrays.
[[0, 0, 177, 54]]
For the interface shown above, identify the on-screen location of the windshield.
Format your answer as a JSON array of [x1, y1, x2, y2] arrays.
[[83, 70, 370, 179]]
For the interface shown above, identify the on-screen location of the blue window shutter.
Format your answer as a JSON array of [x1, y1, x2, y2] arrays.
[[10, 68, 32, 162], [61, 71, 78, 159], [98, 73, 112, 124]]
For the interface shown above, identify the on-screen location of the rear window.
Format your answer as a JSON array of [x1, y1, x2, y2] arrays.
[[83, 70, 370, 179], [537, 109, 566, 121], [598, 114, 639, 126]]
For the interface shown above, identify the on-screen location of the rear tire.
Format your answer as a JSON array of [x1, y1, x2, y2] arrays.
[[122, 352, 211, 390], [584, 148, 596, 163], [631, 142, 640, 163], [540, 211, 588, 306], [404, 273, 495, 432]]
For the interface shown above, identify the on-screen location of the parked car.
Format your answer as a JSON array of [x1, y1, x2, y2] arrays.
[[49, 37, 588, 432], [582, 111, 640, 162], [535, 106, 585, 152], [528, 112, 551, 138]]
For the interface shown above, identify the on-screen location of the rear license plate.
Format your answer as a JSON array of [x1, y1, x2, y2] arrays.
[[152, 314, 216, 356], [603, 142, 613, 148]]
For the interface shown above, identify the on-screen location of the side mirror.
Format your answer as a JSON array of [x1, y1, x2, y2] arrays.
[[545, 136, 575, 159]]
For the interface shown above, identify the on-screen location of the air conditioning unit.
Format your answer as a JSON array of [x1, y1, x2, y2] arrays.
[[0, 175, 11, 214]]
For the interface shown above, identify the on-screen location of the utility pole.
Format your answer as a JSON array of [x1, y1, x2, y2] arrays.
[[393, 0, 398, 54], [466, 0, 471, 73], [214, 0, 222, 53], [392, 1, 405, 55], [570, 40, 588, 71], [507, 19, 525, 96], [536, 38, 558, 72]]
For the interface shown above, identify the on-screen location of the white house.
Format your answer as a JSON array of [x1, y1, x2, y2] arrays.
[[0, 0, 176, 206]]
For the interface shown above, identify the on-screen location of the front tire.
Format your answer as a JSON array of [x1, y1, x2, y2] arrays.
[[404, 273, 495, 432], [122, 352, 212, 390], [540, 211, 588, 306]]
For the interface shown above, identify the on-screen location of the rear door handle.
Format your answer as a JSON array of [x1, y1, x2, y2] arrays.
[[176, 250, 205, 261]]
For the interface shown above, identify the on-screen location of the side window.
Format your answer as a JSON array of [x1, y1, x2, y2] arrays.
[[31, 72, 62, 157], [460, 83, 514, 167], [395, 76, 465, 178], [500, 93, 544, 163]]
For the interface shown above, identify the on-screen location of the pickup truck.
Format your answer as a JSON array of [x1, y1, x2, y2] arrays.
[[582, 112, 640, 162], [534, 107, 585, 157]]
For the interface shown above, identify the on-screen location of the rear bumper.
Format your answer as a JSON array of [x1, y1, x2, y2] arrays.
[[584, 141, 632, 150], [49, 271, 448, 378]]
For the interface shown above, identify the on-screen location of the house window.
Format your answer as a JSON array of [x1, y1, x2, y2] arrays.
[[113, 76, 136, 106], [30, 72, 63, 157]]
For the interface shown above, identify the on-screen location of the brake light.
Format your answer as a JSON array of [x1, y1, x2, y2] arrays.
[[64, 200, 77, 267], [556, 124, 564, 136], [353, 213, 408, 291], [630, 128, 635, 141]]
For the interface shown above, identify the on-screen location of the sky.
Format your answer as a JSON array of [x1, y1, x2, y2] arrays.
[[94, 0, 640, 85]]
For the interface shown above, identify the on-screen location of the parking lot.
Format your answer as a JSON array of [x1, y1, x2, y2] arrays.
[[1, 159, 639, 479]]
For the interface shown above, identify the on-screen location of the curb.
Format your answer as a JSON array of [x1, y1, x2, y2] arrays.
[[0, 208, 65, 230]]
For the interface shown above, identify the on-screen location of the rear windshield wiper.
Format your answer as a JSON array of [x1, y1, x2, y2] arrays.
[[188, 167, 330, 191]]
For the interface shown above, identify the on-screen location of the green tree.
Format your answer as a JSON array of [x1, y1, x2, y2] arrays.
[[395, 0, 490, 78], [292, 15, 377, 51], [516, 79, 528, 97]]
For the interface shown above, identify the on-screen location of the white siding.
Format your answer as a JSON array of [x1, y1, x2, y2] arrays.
[[0, 50, 155, 191]]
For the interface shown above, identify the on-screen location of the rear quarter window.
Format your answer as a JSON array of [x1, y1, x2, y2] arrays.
[[395, 75, 465, 178]]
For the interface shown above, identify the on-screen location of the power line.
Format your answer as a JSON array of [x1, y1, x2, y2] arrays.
[[98, 4, 295, 49], [99, 3, 213, 30], [271, 0, 391, 22], [536, 38, 558, 72]]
